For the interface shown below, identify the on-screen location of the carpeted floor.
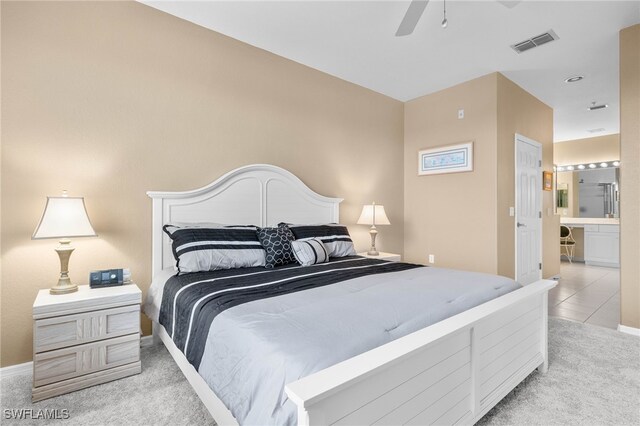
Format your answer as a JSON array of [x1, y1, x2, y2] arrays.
[[476, 318, 639, 425], [1, 318, 638, 425]]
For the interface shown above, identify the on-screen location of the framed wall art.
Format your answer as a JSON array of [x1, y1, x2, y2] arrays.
[[418, 141, 473, 176], [543, 171, 553, 191]]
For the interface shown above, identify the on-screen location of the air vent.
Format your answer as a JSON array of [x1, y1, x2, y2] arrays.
[[511, 30, 559, 54], [588, 104, 608, 111], [587, 128, 606, 133], [531, 33, 555, 46]]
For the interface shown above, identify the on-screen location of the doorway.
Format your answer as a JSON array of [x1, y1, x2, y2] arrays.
[[515, 134, 542, 285]]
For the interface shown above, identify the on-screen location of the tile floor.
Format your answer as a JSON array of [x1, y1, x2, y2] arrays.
[[548, 261, 620, 330]]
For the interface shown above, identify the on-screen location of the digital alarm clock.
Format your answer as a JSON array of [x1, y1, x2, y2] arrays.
[[89, 268, 131, 288]]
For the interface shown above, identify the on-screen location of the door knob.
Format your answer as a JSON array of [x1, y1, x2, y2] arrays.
[[517, 222, 526, 228]]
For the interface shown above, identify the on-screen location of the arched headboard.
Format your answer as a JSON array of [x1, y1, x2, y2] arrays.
[[147, 164, 343, 277]]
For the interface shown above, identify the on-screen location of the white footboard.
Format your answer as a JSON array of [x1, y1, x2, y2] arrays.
[[285, 279, 555, 426]]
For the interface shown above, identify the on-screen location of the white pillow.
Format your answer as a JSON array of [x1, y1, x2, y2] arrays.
[[291, 238, 329, 267]]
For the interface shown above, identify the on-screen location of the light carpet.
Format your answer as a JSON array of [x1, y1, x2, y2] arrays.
[[1, 318, 638, 425]]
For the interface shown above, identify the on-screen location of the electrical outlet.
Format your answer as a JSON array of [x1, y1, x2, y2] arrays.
[[428, 254, 435, 264], [458, 109, 464, 119]]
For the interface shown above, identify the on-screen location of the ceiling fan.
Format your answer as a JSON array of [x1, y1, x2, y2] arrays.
[[395, 0, 523, 36]]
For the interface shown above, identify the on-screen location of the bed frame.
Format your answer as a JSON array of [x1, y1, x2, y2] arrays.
[[147, 164, 556, 425]]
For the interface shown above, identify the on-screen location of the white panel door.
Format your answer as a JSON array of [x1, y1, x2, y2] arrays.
[[515, 135, 542, 285]]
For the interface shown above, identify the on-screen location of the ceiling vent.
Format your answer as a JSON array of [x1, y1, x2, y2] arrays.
[[511, 30, 559, 54], [588, 104, 609, 111], [587, 128, 606, 133]]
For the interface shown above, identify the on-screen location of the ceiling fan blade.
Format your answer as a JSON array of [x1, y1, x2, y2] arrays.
[[395, 0, 430, 37], [497, 0, 523, 8]]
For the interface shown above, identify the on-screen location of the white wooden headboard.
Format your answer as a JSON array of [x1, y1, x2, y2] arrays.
[[147, 164, 343, 277]]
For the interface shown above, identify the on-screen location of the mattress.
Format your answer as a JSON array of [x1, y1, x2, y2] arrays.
[[144, 257, 520, 425]]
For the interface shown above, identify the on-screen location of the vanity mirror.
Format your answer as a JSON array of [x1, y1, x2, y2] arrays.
[[555, 161, 620, 218]]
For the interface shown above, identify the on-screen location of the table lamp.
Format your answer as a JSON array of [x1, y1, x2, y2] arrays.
[[357, 202, 390, 256], [32, 192, 97, 294]]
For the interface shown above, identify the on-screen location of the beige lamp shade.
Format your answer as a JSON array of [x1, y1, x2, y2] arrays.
[[357, 204, 391, 226], [33, 196, 97, 239]]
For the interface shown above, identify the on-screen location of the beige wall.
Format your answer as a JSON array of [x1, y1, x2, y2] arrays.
[[404, 74, 498, 272], [496, 74, 558, 280], [404, 73, 558, 279], [553, 134, 620, 166], [0, 1, 405, 367], [619, 24, 640, 329]]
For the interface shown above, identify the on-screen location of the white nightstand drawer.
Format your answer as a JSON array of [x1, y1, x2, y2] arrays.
[[33, 333, 140, 387], [34, 304, 140, 352]]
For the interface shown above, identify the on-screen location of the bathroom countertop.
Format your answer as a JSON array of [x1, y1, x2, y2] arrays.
[[560, 217, 620, 225]]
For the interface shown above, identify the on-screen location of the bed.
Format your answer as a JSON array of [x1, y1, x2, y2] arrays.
[[145, 164, 555, 425]]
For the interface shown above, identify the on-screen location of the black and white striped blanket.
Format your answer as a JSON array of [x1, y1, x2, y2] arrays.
[[159, 256, 422, 369]]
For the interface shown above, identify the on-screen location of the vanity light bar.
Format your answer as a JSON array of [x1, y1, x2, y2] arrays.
[[555, 161, 620, 172]]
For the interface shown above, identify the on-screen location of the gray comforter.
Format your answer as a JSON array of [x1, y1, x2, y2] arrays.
[[184, 265, 520, 425]]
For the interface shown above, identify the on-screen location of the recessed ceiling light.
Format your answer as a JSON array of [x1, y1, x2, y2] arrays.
[[567, 165, 575, 170], [565, 75, 584, 83], [557, 166, 565, 171], [600, 162, 608, 168], [613, 161, 620, 166], [578, 165, 585, 170], [589, 164, 597, 169]]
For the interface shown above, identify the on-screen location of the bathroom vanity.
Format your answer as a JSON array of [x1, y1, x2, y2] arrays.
[[556, 161, 620, 268], [560, 217, 620, 267]]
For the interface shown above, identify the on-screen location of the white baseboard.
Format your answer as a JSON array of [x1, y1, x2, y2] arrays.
[[0, 361, 32, 379], [618, 324, 640, 337]]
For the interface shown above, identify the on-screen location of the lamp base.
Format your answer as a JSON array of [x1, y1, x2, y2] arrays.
[[367, 227, 379, 257], [50, 282, 79, 295], [50, 240, 78, 295]]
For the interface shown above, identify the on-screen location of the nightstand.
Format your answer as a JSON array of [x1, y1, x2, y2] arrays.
[[358, 252, 402, 262], [32, 284, 142, 402]]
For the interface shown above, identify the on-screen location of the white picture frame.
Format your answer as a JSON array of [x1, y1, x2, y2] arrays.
[[418, 141, 474, 175]]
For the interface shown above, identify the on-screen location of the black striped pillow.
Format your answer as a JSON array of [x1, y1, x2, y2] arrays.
[[291, 238, 329, 266], [283, 223, 357, 258], [163, 224, 265, 274]]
